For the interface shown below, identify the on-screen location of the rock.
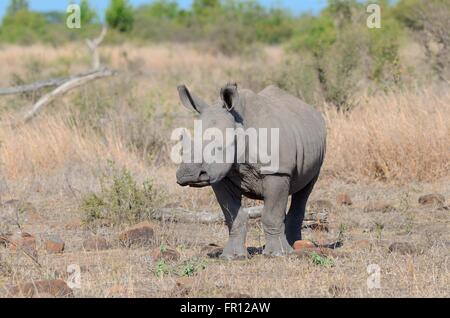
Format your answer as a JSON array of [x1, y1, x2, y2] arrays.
[[226, 292, 252, 298], [8, 279, 73, 298], [82, 236, 111, 251], [293, 240, 315, 251], [336, 193, 352, 206], [152, 247, 180, 262], [119, 221, 154, 247], [418, 194, 445, 207], [388, 242, 418, 255], [44, 235, 65, 254], [364, 202, 396, 213], [7, 232, 37, 258]]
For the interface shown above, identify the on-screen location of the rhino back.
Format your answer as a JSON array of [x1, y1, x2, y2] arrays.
[[244, 86, 326, 192]]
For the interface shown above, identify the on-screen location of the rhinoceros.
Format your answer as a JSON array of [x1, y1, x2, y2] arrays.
[[176, 83, 327, 259]]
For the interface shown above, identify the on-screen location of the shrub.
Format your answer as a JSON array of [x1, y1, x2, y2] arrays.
[[81, 165, 160, 226], [80, 0, 98, 26], [106, 0, 134, 32], [0, 9, 48, 44]]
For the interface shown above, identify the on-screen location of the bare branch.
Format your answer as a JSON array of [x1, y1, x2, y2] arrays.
[[153, 206, 329, 230], [86, 26, 108, 70], [24, 68, 116, 121], [0, 70, 100, 96]]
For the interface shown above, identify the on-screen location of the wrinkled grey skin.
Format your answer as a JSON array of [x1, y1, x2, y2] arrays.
[[176, 83, 327, 259]]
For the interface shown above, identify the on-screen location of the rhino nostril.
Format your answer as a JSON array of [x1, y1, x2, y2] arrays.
[[198, 170, 209, 180]]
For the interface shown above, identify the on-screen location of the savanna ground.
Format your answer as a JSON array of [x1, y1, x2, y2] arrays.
[[0, 43, 449, 298]]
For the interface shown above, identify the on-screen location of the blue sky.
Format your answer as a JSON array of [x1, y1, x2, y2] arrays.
[[0, 0, 328, 20]]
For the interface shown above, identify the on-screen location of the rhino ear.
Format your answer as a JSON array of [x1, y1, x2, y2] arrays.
[[177, 85, 209, 114], [220, 83, 239, 111]]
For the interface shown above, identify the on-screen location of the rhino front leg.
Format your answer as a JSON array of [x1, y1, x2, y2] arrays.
[[212, 180, 249, 260], [262, 175, 293, 257]]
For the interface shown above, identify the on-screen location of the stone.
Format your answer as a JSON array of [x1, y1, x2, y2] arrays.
[[44, 235, 65, 254], [152, 247, 180, 262], [8, 279, 73, 298], [119, 221, 154, 247], [82, 236, 111, 251], [293, 240, 315, 251], [336, 193, 352, 206], [388, 242, 418, 255], [418, 194, 445, 207]]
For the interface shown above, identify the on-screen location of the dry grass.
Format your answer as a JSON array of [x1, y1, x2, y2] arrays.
[[325, 86, 450, 182], [0, 44, 449, 298], [0, 114, 145, 181]]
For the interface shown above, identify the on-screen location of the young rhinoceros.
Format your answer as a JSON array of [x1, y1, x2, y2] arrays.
[[176, 83, 326, 259]]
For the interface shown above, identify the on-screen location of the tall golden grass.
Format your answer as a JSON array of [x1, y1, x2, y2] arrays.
[[325, 86, 450, 182], [0, 114, 145, 180], [0, 45, 448, 185]]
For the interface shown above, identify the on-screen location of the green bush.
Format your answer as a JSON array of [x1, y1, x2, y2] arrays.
[[80, 0, 98, 25], [81, 165, 160, 226], [106, 0, 134, 32], [0, 9, 48, 44]]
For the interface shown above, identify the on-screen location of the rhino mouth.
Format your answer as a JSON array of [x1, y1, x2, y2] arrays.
[[177, 170, 211, 187]]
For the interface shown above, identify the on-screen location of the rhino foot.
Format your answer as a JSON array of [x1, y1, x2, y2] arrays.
[[263, 234, 293, 257], [219, 241, 249, 261]]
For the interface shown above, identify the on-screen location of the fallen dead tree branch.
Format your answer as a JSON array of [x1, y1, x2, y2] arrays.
[[0, 70, 101, 96], [24, 68, 116, 121], [153, 205, 329, 230], [0, 27, 114, 122]]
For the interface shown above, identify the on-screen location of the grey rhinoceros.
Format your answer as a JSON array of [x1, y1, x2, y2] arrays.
[[176, 83, 327, 259]]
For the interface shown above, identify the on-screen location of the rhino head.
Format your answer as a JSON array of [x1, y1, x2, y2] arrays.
[[176, 83, 241, 188]]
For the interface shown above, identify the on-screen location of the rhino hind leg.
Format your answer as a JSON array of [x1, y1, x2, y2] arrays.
[[212, 179, 249, 260], [261, 175, 293, 257], [285, 175, 319, 246]]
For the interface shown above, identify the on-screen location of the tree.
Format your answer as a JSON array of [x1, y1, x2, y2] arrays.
[[80, 0, 97, 25], [106, 0, 134, 32], [6, 0, 29, 15], [395, 0, 450, 80], [192, 0, 221, 16]]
